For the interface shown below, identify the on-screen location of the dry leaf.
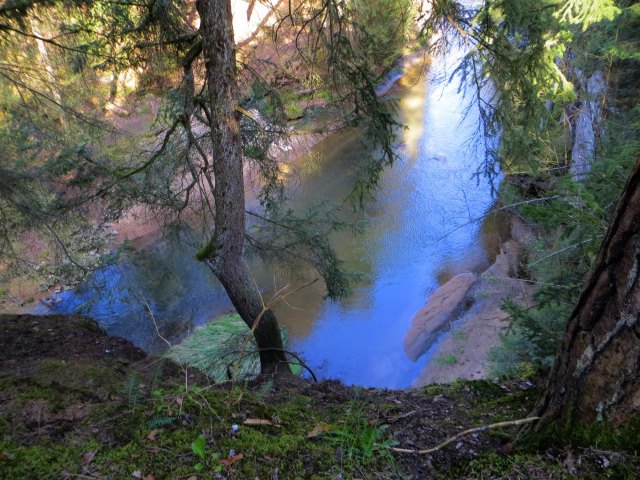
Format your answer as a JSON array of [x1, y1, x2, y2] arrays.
[[243, 418, 273, 426], [220, 453, 243, 467], [186, 476, 198, 480], [143, 475, 155, 480], [147, 429, 158, 441], [82, 451, 96, 466], [132, 471, 142, 479], [175, 395, 184, 406], [563, 451, 577, 475], [307, 425, 331, 438], [1, 452, 14, 461]]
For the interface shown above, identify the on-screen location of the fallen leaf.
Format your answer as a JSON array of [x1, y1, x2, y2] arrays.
[[243, 418, 273, 426], [220, 453, 244, 467], [147, 429, 158, 441], [563, 451, 577, 475], [186, 476, 198, 480], [307, 425, 331, 438], [143, 475, 156, 480], [1, 452, 14, 461], [82, 451, 96, 466], [175, 395, 184, 406], [132, 471, 142, 479]]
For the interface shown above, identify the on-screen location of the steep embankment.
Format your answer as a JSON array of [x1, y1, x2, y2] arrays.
[[0, 313, 554, 479]]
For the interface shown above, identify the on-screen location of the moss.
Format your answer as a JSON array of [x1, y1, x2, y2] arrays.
[[32, 361, 122, 397], [436, 451, 568, 479], [285, 102, 304, 120], [471, 389, 539, 423], [422, 380, 507, 401], [83, 388, 343, 479], [421, 384, 452, 397], [14, 386, 63, 408], [0, 415, 7, 437], [97, 429, 202, 478], [195, 241, 215, 261], [0, 441, 87, 479], [79, 401, 148, 446], [73, 316, 102, 332], [528, 415, 640, 453], [440, 447, 640, 480], [434, 354, 458, 366]]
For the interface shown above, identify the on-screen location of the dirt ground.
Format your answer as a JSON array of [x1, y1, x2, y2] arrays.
[[2, 314, 635, 479], [0, 314, 526, 477]]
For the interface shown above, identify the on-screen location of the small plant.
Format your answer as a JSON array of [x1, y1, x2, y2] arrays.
[[452, 330, 469, 341], [122, 372, 140, 405], [435, 354, 458, 366], [327, 410, 397, 464], [168, 314, 300, 383], [191, 434, 222, 473]]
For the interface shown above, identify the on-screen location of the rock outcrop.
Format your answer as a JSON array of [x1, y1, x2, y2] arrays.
[[409, 216, 536, 386], [569, 70, 607, 181], [403, 272, 478, 362]]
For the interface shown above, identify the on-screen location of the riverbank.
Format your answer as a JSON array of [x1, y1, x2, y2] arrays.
[[0, 47, 431, 316], [407, 209, 537, 386]]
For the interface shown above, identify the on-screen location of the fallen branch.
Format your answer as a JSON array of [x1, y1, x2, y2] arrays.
[[389, 417, 540, 455]]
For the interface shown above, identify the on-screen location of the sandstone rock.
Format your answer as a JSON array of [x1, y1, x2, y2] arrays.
[[510, 216, 537, 245], [403, 273, 477, 362], [412, 240, 534, 386], [105, 102, 130, 117]]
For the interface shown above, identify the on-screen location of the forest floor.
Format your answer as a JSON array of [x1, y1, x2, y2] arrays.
[[2, 314, 638, 479]]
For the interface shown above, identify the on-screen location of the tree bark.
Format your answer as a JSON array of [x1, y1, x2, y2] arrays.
[[196, 0, 290, 375], [534, 157, 640, 430]]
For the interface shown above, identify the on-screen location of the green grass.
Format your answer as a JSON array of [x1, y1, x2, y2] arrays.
[[435, 354, 458, 366]]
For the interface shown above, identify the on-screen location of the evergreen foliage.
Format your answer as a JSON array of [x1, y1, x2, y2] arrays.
[[167, 313, 300, 382], [490, 0, 640, 377]]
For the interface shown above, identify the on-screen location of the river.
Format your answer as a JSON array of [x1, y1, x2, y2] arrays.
[[36, 47, 499, 388]]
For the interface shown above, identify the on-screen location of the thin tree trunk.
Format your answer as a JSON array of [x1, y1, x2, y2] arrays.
[[533, 157, 640, 430], [196, 0, 290, 375], [30, 18, 63, 110]]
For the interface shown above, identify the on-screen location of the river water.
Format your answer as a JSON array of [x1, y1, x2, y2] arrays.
[[36, 48, 499, 388]]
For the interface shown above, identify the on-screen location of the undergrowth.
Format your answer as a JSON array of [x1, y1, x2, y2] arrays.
[[491, 93, 640, 379]]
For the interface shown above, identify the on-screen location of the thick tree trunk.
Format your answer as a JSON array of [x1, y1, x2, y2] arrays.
[[534, 157, 640, 430], [196, 0, 290, 375]]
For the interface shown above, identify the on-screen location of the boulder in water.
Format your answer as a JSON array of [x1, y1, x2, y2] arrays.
[[403, 272, 478, 362]]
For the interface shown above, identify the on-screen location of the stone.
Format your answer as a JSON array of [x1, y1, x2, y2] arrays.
[[403, 273, 477, 362], [105, 102, 131, 117]]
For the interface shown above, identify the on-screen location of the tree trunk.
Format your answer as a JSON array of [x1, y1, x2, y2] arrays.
[[196, 0, 290, 375], [534, 157, 640, 430], [30, 18, 63, 111]]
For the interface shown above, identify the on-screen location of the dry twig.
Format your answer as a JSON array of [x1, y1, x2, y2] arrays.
[[389, 417, 540, 455]]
